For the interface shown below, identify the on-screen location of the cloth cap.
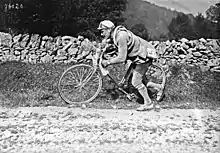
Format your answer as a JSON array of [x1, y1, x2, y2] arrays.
[[97, 20, 115, 30]]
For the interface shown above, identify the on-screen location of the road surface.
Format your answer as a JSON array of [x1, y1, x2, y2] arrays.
[[0, 107, 220, 153]]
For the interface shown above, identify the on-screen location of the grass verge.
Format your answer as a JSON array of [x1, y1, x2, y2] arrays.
[[0, 61, 219, 109]]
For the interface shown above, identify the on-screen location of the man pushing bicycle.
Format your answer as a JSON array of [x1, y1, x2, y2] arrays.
[[98, 20, 164, 111]]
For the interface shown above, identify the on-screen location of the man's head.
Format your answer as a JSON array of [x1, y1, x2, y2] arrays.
[[97, 20, 115, 39]]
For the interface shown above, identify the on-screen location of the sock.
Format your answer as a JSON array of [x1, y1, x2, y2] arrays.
[[137, 84, 152, 105]]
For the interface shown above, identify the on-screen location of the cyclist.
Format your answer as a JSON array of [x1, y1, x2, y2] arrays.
[[98, 20, 164, 111]]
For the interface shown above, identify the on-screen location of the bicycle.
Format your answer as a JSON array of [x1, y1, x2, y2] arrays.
[[57, 45, 166, 107]]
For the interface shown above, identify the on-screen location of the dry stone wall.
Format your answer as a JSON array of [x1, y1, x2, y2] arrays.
[[153, 38, 220, 72], [0, 32, 220, 71], [0, 32, 97, 64]]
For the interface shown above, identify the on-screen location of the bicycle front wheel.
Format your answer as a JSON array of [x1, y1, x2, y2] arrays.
[[58, 64, 102, 104]]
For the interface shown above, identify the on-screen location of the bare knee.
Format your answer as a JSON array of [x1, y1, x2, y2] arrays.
[[147, 81, 162, 90], [132, 74, 143, 89]]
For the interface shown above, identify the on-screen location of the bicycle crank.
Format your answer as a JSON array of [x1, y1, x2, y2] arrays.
[[116, 86, 138, 101]]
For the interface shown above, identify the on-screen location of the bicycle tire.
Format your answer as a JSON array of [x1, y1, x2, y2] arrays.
[[144, 63, 166, 101], [58, 64, 102, 104]]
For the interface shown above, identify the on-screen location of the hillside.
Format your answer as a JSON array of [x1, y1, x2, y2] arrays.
[[123, 0, 181, 39], [145, 0, 219, 16]]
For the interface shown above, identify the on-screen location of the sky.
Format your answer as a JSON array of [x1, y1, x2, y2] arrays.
[[144, 0, 219, 16]]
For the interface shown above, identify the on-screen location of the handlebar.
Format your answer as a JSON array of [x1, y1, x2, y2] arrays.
[[75, 43, 113, 76]]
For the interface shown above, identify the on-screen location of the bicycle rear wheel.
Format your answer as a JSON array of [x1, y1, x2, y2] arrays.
[[144, 63, 166, 101], [58, 64, 102, 104]]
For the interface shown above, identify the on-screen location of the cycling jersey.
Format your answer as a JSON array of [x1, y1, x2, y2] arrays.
[[112, 25, 158, 63]]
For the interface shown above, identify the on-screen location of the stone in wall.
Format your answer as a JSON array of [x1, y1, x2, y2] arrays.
[[177, 46, 187, 55], [68, 47, 78, 57], [187, 48, 196, 54], [19, 34, 30, 48], [207, 58, 220, 67], [40, 36, 48, 48], [40, 54, 53, 63], [193, 52, 203, 57], [78, 38, 94, 58], [208, 39, 220, 54], [180, 43, 189, 51], [180, 38, 189, 43], [155, 42, 166, 55], [26, 34, 41, 49], [44, 36, 54, 51], [0, 32, 12, 47], [12, 34, 22, 47]]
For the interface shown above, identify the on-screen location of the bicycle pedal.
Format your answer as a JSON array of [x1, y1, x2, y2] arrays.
[[126, 94, 132, 100], [131, 94, 138, 99], [126, 93, 135, 101]]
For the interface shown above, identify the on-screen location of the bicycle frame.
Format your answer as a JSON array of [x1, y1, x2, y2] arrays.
[[105, 62, 138, 100], [84, 47, 138, 100], [58, 44, 166, 104]]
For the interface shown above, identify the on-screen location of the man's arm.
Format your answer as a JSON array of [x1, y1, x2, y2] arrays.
[[108, 31, 128, 64]]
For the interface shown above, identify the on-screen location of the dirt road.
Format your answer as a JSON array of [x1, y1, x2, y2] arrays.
[[0, 107, 220, 153]]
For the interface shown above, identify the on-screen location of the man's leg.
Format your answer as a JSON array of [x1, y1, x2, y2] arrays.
[[132, 62, 154, 111], [147, 82, 161, 89], [147, 82, 164, 101]]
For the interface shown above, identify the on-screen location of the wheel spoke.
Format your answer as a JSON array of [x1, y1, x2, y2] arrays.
[[82, 66, 91, 81], [81, 66, 90, 81], [66, 71, 79, 84], [78, 67, 84, 82], [58, 64, 102, 104], [81, 68, 94, 84], [61, 86, 77, 94]]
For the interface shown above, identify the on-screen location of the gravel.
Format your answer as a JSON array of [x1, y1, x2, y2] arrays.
[[0, 107, 219, 153]]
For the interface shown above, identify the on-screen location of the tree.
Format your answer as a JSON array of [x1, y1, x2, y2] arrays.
[[206, 2, 220, 38], [49, 0, 127, 38], [0, 0, 127, 39], [206, 3, 220, 22], [168, 13, 196, 40], [193, 13, 212, 38], [1, 0, 57, 35], [0, 0, 25, 34], [130, 23, 149, 40], [69, 0, 127, 39]]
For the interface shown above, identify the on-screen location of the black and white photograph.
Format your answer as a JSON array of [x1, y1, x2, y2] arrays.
[[0, 0, 219, 152]]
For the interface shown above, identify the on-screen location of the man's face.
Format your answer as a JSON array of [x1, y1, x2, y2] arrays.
[[100, 28, 111, 39]]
